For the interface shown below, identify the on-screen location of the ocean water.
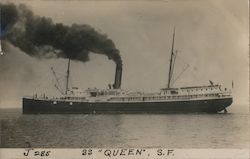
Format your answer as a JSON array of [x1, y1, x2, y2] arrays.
[[0, 108, 249, 148]]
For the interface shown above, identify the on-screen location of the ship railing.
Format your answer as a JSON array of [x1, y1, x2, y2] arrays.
[[26, 94, 88, 101], [108, 92, 229, 102], [23, 95, 47, 100], [57, 96, 86, 101]]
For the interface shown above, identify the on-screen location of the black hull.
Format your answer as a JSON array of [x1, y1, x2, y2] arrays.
[[23, 98, 233, 114]]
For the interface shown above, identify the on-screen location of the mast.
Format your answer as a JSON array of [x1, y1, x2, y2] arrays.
[[167, 28, 175, 88], [65, 58, 71, 95], [0, 8, 3, 55]]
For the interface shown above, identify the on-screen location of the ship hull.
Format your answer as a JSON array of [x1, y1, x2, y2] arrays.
[[23, 97, 233, 114]]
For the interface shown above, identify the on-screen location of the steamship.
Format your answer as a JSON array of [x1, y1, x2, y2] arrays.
[[23, 31, 233, 114]]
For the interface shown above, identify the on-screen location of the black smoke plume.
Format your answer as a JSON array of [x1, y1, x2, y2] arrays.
[[0, 3, 18, 38], [0, 3, 122, 65]]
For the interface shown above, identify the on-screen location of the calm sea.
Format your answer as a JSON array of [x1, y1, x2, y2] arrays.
[[0, 108, 249, 148]]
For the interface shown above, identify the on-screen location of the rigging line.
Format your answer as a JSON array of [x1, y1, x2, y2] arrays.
[[175, 52, 198, 81], [175, 52, 189, 67], [171, 64, 190, 87], [54, 84, 64, 94], [178, 54, 198, 81], [51, 67, 64, 93], [173, 51, 194, 77]]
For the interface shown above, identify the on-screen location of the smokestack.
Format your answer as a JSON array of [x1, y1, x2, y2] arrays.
[[113, 63, 122, 89]]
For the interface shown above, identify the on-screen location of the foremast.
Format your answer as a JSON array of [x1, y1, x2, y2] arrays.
[[65, 58, 71, 95]]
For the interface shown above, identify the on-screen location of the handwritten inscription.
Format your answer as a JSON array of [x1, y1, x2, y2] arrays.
[[23, 148, 51, 157]]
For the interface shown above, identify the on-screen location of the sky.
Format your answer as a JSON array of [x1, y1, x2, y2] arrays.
[[0, 0, 249, 112]]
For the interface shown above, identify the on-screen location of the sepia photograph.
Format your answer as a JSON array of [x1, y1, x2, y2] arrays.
[[0, 0, 249, 158]]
